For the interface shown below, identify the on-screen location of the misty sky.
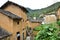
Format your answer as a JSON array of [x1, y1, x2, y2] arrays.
[[0, 0, 60, 9]]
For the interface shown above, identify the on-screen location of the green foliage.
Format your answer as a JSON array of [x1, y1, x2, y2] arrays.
[[57, 20, 60, 26], [27, 2, 60, 18], [34, 25, 42, 31], [34, 23, 60, 40]]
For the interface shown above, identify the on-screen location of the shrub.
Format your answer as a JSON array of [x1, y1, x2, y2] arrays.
[[34, 23, 60, 40], [57, 20, 60, 26]]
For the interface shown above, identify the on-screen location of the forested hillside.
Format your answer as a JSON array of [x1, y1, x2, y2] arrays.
[[26, 2, 60, 18]]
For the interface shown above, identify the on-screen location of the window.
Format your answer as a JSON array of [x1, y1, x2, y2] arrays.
[[17, 21, 19, 25]]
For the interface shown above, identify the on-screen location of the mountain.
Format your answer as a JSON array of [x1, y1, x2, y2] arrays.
[[26, 8, 33, 12], [26, 2, 60, 18]]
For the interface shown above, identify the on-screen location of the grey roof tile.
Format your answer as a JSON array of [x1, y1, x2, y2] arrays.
[[0, 27, 12, 39], [0, 9, 22, 20], [28, 18, 44, 23]]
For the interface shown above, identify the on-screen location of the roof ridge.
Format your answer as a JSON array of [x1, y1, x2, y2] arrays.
[[0, 1, 28, 13]]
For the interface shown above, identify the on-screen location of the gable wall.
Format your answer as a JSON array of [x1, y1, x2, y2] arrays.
[[4, 4, 27, 29], [4, 5, 27, 21]]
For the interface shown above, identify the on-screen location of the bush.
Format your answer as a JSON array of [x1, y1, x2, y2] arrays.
[[34, 23, 60, 40], [57, 20, 60, 26]]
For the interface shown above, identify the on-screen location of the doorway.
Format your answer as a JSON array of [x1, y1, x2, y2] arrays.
[[17, 32, 20, 40]]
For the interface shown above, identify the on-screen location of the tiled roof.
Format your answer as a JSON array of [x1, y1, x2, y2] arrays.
[[28, 18, 44, 23], [0, 9, 22, 20], [0, 27, 11, 39]]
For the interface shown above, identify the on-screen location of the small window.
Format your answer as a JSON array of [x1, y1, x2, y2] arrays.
[[17, 21, 19, 25]]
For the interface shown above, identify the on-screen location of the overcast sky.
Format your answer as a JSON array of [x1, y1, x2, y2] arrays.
[[0, 0, 60, 9]]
